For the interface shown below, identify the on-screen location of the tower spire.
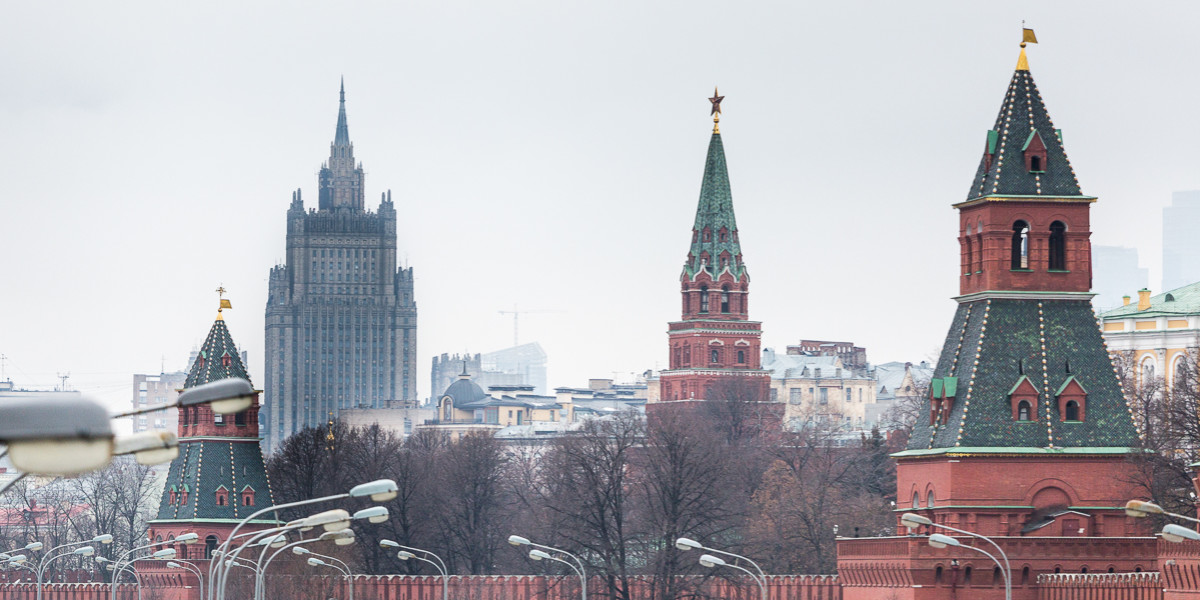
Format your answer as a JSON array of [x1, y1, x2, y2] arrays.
[[334, 78, 350, 146]]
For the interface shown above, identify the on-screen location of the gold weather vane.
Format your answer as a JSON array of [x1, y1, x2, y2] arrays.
[[1017, 23, 1037, 71], [215, 286, 232, 320], [709, 87, 724, 134], [325, 411, 336, 451]]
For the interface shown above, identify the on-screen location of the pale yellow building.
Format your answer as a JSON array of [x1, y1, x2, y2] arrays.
[[1099, 284, 1200, 387], [761, 349, 877, 428]]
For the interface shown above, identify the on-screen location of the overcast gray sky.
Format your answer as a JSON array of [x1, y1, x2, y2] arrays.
[[3, 1, 1197, 409]]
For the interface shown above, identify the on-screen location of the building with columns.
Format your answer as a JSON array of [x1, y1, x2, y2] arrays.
[[656, 95, 770, 404], [263, 82, 418, 452], [1100, 283, 1200, 388]]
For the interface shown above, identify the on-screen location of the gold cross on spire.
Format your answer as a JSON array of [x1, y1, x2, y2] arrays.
[[709, 87, 724, 133]]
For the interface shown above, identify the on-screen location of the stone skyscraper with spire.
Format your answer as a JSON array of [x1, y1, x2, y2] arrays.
[[263, 82, 418, 453]]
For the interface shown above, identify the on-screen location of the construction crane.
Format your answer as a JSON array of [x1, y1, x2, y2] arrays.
[[498, 305, 563, 347]]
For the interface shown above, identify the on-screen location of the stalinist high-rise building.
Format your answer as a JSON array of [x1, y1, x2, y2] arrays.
[[263, 82, 417, 453]]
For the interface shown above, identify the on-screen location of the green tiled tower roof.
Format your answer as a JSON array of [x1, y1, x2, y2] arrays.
[[184, 313, 251, 388], [682, 132, 747, 281], [966, 50, 1084, 201], [906, 299, 1140, 451], [153, 440, 275, 522]]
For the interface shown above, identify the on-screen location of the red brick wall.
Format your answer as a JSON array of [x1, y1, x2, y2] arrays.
[[1037, 572, 1163, 600], [957, 199, 1093, 296]]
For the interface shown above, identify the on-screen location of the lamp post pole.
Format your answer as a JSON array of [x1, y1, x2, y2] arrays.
[[698, 554, 765, 600], [168, 561, 205, 600], [675, 538, 766, 600], [900, 514, 1010, 600], [393, 549, 449, 600], [508, 536, 586, 600]]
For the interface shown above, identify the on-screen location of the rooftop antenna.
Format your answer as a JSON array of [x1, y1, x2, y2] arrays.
[[56, 372, 71, 391], [0, 354, 7, 382]]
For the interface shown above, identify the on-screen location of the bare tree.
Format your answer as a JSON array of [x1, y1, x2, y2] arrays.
[[436, 431, 510, 575]]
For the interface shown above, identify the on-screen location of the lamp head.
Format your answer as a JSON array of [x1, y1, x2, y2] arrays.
[[7, 555, 27, 565], [177, 378, 255, 415], [927, 533, 959, 549], [349, 479, 399, 502], [353, 506, 389, 524], [24, 542, 42, 552], [1125, 499, 1165, 518], [105, 564, 115, 572], [301, 509, 351, 532], [113, 430, 179, 465], [73, 546, 95, 557], [899, 512, 933, 530], [0, 394, 114, 475], [380, 540, 401, 549], [529, 549, 552, 561], [292, 547, 311, 556], [1162, 523, 1200, 543], [307, 557, 325, 567], [175, 533, 199, 545], [698, 554, 725, 568], [95, 557, 110, 564], [508, 535, 530, 547], [319, 529, 355, 543], [167, 562, 182, 569], [397, 551, 415, 561], [152, 548, 176, 559], [92, 534, 114, 544], [674, 537, 701, 551]]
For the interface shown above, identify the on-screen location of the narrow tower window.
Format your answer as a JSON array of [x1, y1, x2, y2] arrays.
[[1011, 221, 1030, 270], [1030, 155, 1042, 171], [1065, 400, 1079, 421], [964, 236, 974, 275], [1049, 221, 1066, 270], [711, 349, 720, 364], [721, 286, 731, 313], [699, 286, 709, 313], [1017, 401, 1031, 421]]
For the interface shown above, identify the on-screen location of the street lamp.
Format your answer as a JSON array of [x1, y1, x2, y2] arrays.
[[900, 512, 1010, 600], [113, 377, 257, 420], [0, 394, 113, 479], [256, 529, 355, 600], [529, 549, 586, 600], [166, 560, 204, 600], [925, 534, 1008, 600], [306, 556, 353, 600], [207, 478, 397, 600], [508, 535, 587, 600], [36, 533, 114, 600], [674, 537, 766, 600], [696, 554, 765, 600], [1125, 499, 1200, 524], [390, 545, 448, 600], [1161, 524, 1200, 543], [112, 431, 180, 466]]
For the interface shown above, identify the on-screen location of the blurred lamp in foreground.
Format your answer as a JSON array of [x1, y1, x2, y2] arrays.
[[177, 378, 255, 415], [0, 394, 113, 475], [113, 431, 179, 465], [1162, 524, 1200, 543]]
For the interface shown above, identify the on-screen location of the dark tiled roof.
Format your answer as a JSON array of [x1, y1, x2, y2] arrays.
[[908, 299, 1139, 450], [965, 52, 1084, 201], [442, 378, 487, 404], [152, 440, 276, 522], [184, 316, 251, 389], [682, 132, 748, 281]]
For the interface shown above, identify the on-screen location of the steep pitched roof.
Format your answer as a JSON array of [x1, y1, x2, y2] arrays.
[[966, 48, 1084, 201], [184, 314, 251, 388], [906, 299, 1139, 451], [682, 132, 748, 281], [152, 439, 276, 523]]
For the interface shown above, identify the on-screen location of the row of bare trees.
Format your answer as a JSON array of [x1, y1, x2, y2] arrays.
[[266, 388, 899, 595], [0, 457, 159, 582]]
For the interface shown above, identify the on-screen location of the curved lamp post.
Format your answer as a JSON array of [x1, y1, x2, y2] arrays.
[[37, 535, 112, 600], [675, 537, 766, 600], [257, 529, 355, 600], [508, 535, 586, 600], [927, 534, 1009, 600], [207, 478, 396, 600], [530, 550, 586, 600], [900, 512, 1010, 600], [306, 557, 353, 600], [392, 548, 448, 600], [697, 554, 765, 600], [109, 537, 193, 600], [167, 561, 204, 600]]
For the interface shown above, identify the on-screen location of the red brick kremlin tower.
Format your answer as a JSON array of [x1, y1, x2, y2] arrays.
[[659, 90, 770, 403], [146, 293, 278, 561], [837, 35, 1153, 600]]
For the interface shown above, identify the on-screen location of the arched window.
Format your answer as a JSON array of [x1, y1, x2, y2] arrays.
[[964, 236, 974, 275], [964, 566, 972, 585], [927, 490, 935, 508], [1141, 356, 1157, 381], [1021, 566, 1030, 584], [993, 566, 1002, 586], [1065, 400, 1079, 421], [1049, 221, 1066, 270], [737, 350, 745, 364], [205, 536, 219, 559], [710, 349, 720, 364], [1017, 401, 1031, 421], [935, 566, 944, 584], [912, 492, 920, 509], [720, 286, 730, 313], [1030, 155, 1042, 171], [699, 286, 709, 313], [1011, 221, 1030, 269]]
